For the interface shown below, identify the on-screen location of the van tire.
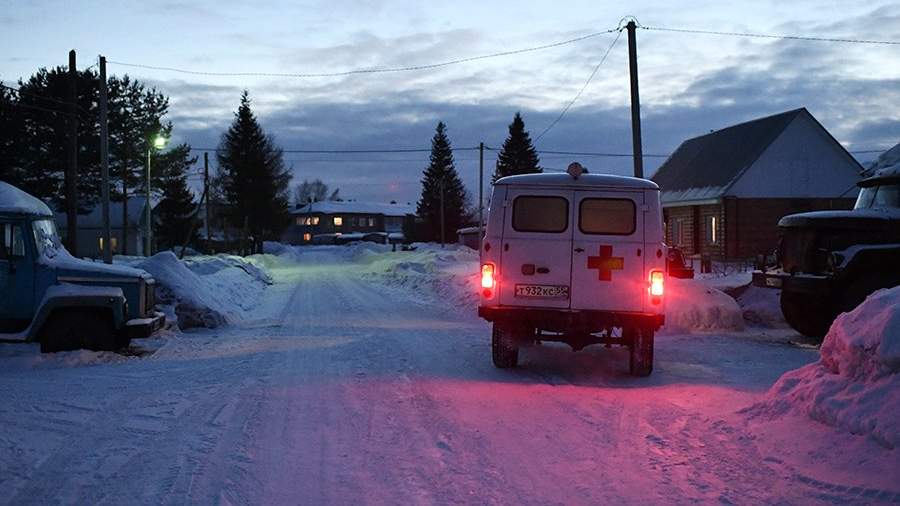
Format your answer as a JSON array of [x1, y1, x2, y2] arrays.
[[492, 323, 519, 369], [628, 327, 654, 377], [39, 308, 118, 353]]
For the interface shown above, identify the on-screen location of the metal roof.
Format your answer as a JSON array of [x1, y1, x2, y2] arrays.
[[651, 109, 807, 197], [292, 200, 416, 216], [494, 172, 659, 190]]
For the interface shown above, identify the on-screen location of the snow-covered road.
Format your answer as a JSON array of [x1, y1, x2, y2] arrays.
[[2, 249, 897, 505]]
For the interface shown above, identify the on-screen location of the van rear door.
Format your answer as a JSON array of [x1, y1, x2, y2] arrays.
[[570, 191, 645, 313], [498, 189, 573, 309]]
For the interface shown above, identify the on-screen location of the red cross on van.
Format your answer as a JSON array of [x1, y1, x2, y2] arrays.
[[478, 163, 666, 376]]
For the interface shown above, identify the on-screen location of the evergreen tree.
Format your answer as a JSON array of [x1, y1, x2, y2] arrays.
[[492, 112, 541, 182], [153, 143, 197, 250], [216, 91, 291, 254], [107, 75, 171, 254], [12, 67, 102, 212], [416, 122, 469, 243], [0, 68, 171, 255]]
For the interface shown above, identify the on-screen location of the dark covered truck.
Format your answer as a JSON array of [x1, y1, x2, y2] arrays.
[[752, 162, 900, 338], [0, 182, 164, 352]]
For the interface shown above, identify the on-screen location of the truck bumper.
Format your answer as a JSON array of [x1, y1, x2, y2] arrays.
[[124, 311, 166, 339], [751, 270, 831, 294], [478, 306, 665, 331]]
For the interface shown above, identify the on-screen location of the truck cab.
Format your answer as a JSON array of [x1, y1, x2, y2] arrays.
[[478, 164, 666, 376], [752, 162, 900, 338], [0, 181, 164, 352]]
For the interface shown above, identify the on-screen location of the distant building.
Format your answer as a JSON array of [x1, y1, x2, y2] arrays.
[[55, 197, 154, 257], [282, 201, 416, 245], [457, 227, 481, 249], [651, 108, 863, 259]]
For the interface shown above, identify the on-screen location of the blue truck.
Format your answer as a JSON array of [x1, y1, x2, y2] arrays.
[[0, 181, 164, 352]]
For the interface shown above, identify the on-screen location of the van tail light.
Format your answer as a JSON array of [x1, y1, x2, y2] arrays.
[[649, 270, 664, 297], [481, 264, 495, 289], [481, 263, 496, 298]]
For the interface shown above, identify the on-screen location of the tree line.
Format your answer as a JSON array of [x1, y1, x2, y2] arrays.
[[414, 112, 542, 242], [1, 63, 544, 254], [0, 67, 290, 255]]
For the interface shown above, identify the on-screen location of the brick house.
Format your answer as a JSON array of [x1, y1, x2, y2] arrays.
[[651, 108, 863, 259], [282, 201, 416, 245]]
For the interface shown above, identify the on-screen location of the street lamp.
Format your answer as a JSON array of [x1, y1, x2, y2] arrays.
[[146, 134, 166, 256]]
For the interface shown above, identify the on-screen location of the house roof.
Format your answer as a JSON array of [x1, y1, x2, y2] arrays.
[[0, 181, 53, 216], [55, 197, 150, 230], [494, 172, 658, 190], [292, 200, 416, 217], [652, 109, 809, 202]]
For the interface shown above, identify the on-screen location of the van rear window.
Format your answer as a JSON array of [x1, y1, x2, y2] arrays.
[[579, 198, 636, 235], [512, 196, 568, 233]]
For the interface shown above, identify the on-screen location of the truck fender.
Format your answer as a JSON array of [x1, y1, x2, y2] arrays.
[[836, 244, 900, 281], [26, 284, 128, 341]]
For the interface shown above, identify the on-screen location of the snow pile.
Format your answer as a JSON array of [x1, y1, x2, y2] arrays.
[[359, 243, 480, 311], [663, 278, 745, 333], [733, 285, 786, 327], [137, 252, 270, 329], [0, 181, 53, 216], [748, 286, 900, 448]]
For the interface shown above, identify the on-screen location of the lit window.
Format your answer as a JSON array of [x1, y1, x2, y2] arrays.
[[705, 215, 718, 245], [368, 217, 376, 227], [334, 216, 343, 226], [311, 216, 320, 225], [296, 217, 303, 226], [98, 237, 119, 253], [303, 233, 312, 242]]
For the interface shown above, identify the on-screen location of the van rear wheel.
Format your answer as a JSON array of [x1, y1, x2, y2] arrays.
[[628, 327, 654, 377], [492, 322, 519, 369]]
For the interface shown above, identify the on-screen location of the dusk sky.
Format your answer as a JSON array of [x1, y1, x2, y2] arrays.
[[2, 0, 899, 204]]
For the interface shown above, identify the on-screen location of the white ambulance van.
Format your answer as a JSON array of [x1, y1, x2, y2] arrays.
[[478, 163, 666, 376]]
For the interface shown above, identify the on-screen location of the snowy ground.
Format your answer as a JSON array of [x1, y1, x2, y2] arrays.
[[1, 244, 897, 504]]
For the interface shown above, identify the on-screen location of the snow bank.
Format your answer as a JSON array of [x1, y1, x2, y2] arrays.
[[358, 243, 480, 311], [0, 181, 53, 216], [136, 252, 270, 329], [733, 285, 786, 327], [663, 278, 744, 333], [747, 286, 900, 448]]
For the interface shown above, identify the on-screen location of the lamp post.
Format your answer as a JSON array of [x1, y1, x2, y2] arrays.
[[146, 134, 166, 256]]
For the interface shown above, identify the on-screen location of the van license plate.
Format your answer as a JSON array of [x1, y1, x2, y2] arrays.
[[515, 284, 569, 299], [765, 277, 783, 288]]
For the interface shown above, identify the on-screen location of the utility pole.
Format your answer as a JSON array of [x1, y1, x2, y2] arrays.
[[146, 148, 152, 256], [439, 177, 445, 248], [65, 50, 79, 255], [626, 21, 644, 179], [478, 142, 484, 253], [204, 152, 211, 252], [99, 56, 112, 264]]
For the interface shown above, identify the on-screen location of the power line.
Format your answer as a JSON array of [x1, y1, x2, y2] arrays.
[[107, 28, 621, 78], [640, 25, 900, 45], [0, 83, 91, 115], [534, 29, 623, 143], [190, 146, 483, 153], [4, 100, 78, 118]]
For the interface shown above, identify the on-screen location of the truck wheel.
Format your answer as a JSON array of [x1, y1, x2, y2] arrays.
[[628, 327, 654, 377], [780, 291, 834, 340], [492, 322, 519, 369], [840, 274, 899, 314], [39, 309, 118, 353]]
